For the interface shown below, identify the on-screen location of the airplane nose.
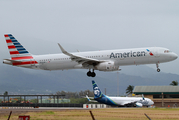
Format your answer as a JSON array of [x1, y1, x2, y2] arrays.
[[173, 53, 178, 60], [150, 101, 154, 105]]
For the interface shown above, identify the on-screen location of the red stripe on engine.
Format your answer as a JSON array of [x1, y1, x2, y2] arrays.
[[11, 56, 33, 60], [10, 51, 19, 55], [8, 45, 16, 49], [13, 61, 38, 66], [4, 35, 9, 37], [149, 52, 154, 56], [6, 40, 12, 43]]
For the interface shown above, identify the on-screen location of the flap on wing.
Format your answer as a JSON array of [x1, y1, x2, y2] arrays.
[[58, 43, 105, 65]]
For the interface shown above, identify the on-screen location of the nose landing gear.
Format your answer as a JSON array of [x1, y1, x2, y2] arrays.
[[156, 63, 160, 72], [87, 69, 96, 77]]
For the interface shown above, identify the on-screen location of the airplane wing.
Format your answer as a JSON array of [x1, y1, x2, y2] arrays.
[[120, 101, 137, 106], [58, 43, 105, 67]]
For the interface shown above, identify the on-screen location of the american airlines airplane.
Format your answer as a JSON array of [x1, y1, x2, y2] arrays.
[[3, 34, 178, 77], [87, 80, 154, 107]]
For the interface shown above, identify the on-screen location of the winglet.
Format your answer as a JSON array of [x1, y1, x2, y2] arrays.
[[142, 94, 145, 100], [58, 43, 68, 54]]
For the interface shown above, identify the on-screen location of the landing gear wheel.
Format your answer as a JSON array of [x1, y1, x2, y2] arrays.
[[157, 68, 160, 72], [87, 71, 92, 77], [87, 69, 96, 77], [91, 72, 96, 77], [156, 63, 160, 72]]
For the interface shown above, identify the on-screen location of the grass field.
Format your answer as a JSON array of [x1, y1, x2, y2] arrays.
[[1, 108, 179, 120]]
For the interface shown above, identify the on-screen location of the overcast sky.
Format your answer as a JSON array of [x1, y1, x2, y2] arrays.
[[0, 0, 179, 74]]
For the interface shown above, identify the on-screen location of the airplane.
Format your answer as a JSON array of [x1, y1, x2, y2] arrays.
[[87, 80, 154, 107], [3, 34, 178, 77]]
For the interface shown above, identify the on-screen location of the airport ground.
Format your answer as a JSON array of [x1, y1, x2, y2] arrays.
[[0, 107, 179, 120]]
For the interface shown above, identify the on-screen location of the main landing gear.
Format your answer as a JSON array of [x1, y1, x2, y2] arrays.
[[156, 63, 160, 72], [87, 69, 96, 77]]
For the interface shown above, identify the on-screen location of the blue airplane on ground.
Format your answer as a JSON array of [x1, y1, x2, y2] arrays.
[[86, 80, 154, 107]]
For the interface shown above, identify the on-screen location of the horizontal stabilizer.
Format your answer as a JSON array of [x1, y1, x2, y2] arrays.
[[3, 59, 22, 63], [86, 95, 91, 101], [86, 95, 97, 102]]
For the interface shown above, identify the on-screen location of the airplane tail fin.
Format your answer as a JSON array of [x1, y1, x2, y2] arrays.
[[92, 80, 103, 99], [4, 34, 33, 60]]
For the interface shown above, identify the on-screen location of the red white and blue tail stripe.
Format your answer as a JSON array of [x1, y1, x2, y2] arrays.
[[4, 34, 38, 66]]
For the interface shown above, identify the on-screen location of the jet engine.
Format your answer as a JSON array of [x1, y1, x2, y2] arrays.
[[95, 61, 119, 71], [135, 102, 143, 107]]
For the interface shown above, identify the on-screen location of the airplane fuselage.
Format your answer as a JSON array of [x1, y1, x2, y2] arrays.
[[96, 95, 153, 107], [3, 34, 178, 77], [27, 47, 177, 71]]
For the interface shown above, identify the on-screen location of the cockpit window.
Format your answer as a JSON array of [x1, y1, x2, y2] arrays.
[[164, 50, 172, 53]]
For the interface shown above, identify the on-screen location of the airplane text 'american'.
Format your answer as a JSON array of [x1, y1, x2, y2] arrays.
[[110, 51, 146, 58]]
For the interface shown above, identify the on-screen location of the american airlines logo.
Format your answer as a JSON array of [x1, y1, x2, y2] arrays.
[[110, 51, 146, 58], [146, 49, 154, 56]]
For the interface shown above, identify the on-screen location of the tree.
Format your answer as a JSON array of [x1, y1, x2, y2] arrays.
[[4, 91, 8, 96], [126, 85, 134, 95], [55, 90, 94, 99], [170, 80, 178, 86]]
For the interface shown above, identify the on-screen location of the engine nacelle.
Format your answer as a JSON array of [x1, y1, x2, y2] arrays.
[[135, 102, 143, 107], [95, 61, 119, 71]]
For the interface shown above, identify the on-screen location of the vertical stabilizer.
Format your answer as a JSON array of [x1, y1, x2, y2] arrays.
[[4, 34, 33, 60], [92, 80, 103, 99], [4, 34, 38, 67]]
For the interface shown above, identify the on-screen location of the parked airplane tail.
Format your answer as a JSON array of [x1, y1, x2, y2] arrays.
[[92, 80, 103, 99], [3, 34, 38, 66]]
